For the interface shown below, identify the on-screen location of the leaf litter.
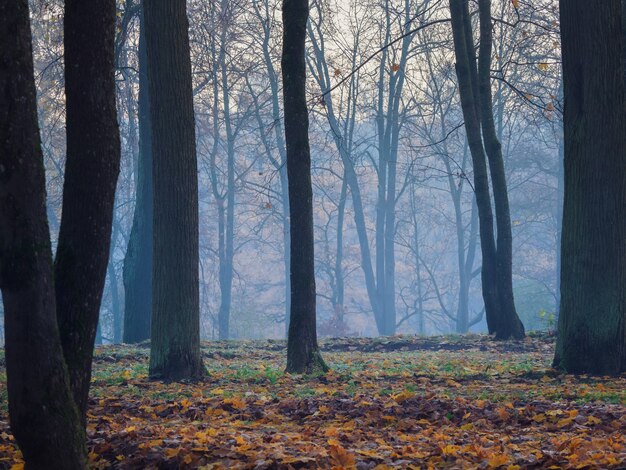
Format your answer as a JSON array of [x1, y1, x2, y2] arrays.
[[0, 333, 624, 469]]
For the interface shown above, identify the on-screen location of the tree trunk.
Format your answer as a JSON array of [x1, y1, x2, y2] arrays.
[[217, 57, 235, 341], [0, 1, 86, 467], [449, 0, 500, 335], [55, 0, 121, 422], [554, 0, 626, 374], [123, 4, 153, 344], [145, 0, 205, 380], [108, 221, 123, 343], [477, 0, 524, 339], [282, 0, 327, 374], [334, 175, 347, 324]]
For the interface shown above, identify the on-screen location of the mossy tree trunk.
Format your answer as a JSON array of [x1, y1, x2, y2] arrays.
[[145, 0, 205, 380], [282, 0, 328, 374], [554, 0, 626, 375]]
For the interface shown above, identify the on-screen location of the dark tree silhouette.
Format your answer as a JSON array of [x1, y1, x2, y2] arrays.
[[1, 0, 120, 465], [554, 0, 626, 374], [448, 0, 524, 339], [55, 0, 121, 422], [144, 0, 205, 380], [282, 0, 328, 374]]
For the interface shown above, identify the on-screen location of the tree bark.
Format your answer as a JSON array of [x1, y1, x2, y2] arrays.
[[449, 0, 524, 339], [554, 0, 626, 374], [283, 0, 328, 374], [449, 0, 500, 335], [477, 0, 524, 339], [123, 4, 153, 344], [145, 0, 205, 380], [55, 0, 121, 422], [0, 1, 86, 467]]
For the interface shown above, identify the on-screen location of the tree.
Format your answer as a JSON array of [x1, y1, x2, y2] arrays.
[[123, 4, 154, 344], [1, 0, 119, 465], [145, 0, 205, 380], [0, 3, 86, 466], [54, 0, 122, 419], [282, 0, 328, 373], [554, 0, 626, 374], [448, 0, 524, 339]]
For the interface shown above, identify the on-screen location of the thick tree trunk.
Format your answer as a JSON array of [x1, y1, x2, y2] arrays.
[[477, 0, 524, 340], [55, 0, 121, 421], [282, 0, 327, 374], [0, 1, 86, 467], [145, 0, 205, 380], [123, 5, 153, 344], [554, 0, 626, 374]]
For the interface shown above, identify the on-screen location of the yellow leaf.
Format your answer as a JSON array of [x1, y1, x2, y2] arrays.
[[446, 379, 462, 388], [165, 448, 180, 458], [586, 415, 602, 425], [10, 464, 24, 470], [210, 388, 225, 395], [440, 444, 460, 456], [532, 413, 546, 423], [392, 390, 416, 403], [224, 397, 247, 410], [556, 417, 573, 428], [488, 453, 510, 468], [538, 62, 549, 71]]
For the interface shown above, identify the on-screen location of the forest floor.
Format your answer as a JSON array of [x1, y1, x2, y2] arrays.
[[0, 333, 625, 469]]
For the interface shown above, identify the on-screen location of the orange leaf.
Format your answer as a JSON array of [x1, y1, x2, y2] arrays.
[[329, 442, 356, 469]]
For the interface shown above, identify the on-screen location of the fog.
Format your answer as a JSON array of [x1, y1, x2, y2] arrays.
[[9, 0, 561, 344]]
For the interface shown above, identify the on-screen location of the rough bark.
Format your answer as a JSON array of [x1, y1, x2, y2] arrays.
[[0, 1, 86, 467], [282, 0, 328, 374], [55, 0, 121, 421], [145, 0, 205, 380], [554, 0, 626, 374], [123, 4, 153, 344]]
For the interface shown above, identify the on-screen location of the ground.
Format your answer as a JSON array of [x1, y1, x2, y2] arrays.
[[0, 333, 625, 469]]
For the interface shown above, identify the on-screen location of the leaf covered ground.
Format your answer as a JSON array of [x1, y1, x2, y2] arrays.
[[0, 333, 625, 469]]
